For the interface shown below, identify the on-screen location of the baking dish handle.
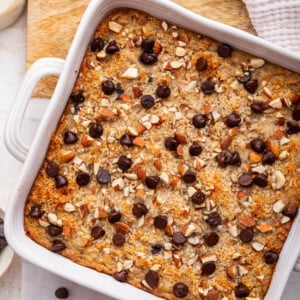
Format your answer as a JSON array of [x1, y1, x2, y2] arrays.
[[4, 57, 65, 163]]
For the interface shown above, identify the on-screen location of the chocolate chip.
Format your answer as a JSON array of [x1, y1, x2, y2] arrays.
[[250, 138, 266, 153], [101, 80, 115, 95], [151, 243, 164, 254], [55, 175, 68, 188], [191, 191, 206, 205], [262, 151, 276, 165], [202, 261, 216, 276], [244, 79, 258, 93], [229, 151, 241, 166], [140, 52, 157, 65], [154, 215, 168, 229], [286, 120, 300, 134], [282, 207, 298, 219], [46, 161, 59, 177], [70, 90, 85, 104], [141, 95, 155, 109], [203, 232, 219, 247], [182, 170, 196, 184], [217, 44, 232, 58], [156, 85, 170, 98], [55, 287, 69, 299], [113, 270, 128, 282], [51, 240, 66, 252], [91, 37, 104, 52], [108, 210, 121, 223], [192, 114, 207, 128], [141, 39, 155, 53], [172, 231, 187, 246], [112, 232, 126, 247], [226, 112, 241, 128], [239, 71, 251, 83], [264, 250, 279, 264], [117, 155, 132, 171], [76, 172, 90, 186], [63, 131, 78, 144], [173, 282, 189, 298], [145, 270, 159, 289], [206, 212, 222, 227], [189, 142, 203, 156], [115, 83, 124, 98], [105, 40, 120, 54], [253, 173, 268, 187], [29, 205, 43, 218], [97, 170, 111, 184], [235, 283, 250, 298], [239, 227, 254, 243], [89, 123, 103, 138], [196, 57, 208, 71], [292, 108, 300, 121], [238, 173, 253, 187], [91, 225, 105, 239], [215, 152, 230, 168], [165, 137, 179, 151], [251, 101, 265, 114], [145, 176, 160, 189], [132, 203, 148, 218], [47, 225, 63, 237], [120, 134, 134, 147], [201, 80, 215, 95]]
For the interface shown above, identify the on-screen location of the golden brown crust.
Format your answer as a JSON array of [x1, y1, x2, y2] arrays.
[[24, 8, 300, 300]]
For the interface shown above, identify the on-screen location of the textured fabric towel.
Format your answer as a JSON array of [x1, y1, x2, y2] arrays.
[[243, 0, 300, 51]]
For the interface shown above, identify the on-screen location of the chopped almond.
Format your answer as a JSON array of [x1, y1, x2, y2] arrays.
[[266, 140, 280, 158], [256, 223, 272, 233], [154, 160, 162, 171], [97, 208, 108, 219], [133, 136, 145, 147], [81, 133, 94, 147], [61, 150, 75, 162], [119, 93, 133, 102], [63, 226, 73, 238], [136, 166, 146, 181], [132, 86, 142, 98], [99, 108, 115, 120], [115, 222, 129, 234], [249, 151, 262, 163], [175, 133, 188, 144], [153, 40, 162, 55], [137, 124, 146, 134], [239, 214, 256, 227]]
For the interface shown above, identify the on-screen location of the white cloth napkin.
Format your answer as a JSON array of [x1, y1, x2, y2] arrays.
[[243, 0, 300, 51]]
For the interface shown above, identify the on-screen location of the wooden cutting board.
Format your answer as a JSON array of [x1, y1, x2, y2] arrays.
[[27, 0, 255, 98]]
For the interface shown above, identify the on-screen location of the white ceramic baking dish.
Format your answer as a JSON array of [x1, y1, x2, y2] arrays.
[[4, 0, 300, 299]]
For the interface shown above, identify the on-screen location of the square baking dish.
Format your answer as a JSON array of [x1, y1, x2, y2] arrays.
[[4, 0, 300, 299]]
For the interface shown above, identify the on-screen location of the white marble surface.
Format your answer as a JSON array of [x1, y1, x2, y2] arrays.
[[0, 8, 300, 300]]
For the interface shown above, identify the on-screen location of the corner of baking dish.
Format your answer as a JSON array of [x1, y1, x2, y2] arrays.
[[4, 0, 300, 299]]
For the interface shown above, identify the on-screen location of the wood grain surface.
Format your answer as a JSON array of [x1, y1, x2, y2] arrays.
[[27, 0, 255, 98]]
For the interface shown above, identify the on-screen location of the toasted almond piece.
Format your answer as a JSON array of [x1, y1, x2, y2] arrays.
[[232, 252, 242, 260], [136, 188, 146, 200], [124, 173, 138, 180], [108, 21, 123, 33], [201, 254, 217, 264], [96, 50, 106, 61], [170, 175, 180, 188], [121, 67, 139, 80], [154, 160, 162, 171], [132, 86, 142, 98], [256, 223, 272, 233], [64, 203, 75, 213], [123, 260, 133, 270], [99, 108, 115, 120], [161, 20, 168, 32], [81, 133, 94, 147], [38, 218, 50, 228], [112, 178, 125, 190], [176, 145, 184, 156], [268, 97, 282, 108], [136, 166, 146, 181], [119, 93, 133, 102], [228, 223, 239, 237], [182, 223, 197, 237], [203, 104, 212, 114], [175, 133, 188, 144], [61, 150, 75, 162], [278, 150, 289, 160], [133, 136, 145, 147], [164, 224, 173, 236], [175, 46, 186, 57], [250, 58, 265, 68], [220, 135, 232, 150], [271, 170, 286, 190], [238, 265, 249, 276], [115, 222, 129, 234], [159, 172, 170, 185], [239, 214, 256, 227], [173, 254, 182, 268], [251, 241, 264, 252], [237, 191, 249, 200], [281, 216, 290, 224], [127, 126, 138, 137], [226, 265, 237, 279], [62, 226, 72, 238], [273, 199, 286, 213], [79, 204, 88, 219], [153, 40, 162, 55], [178, 164, 188, 175], [274, 127, 285, 139], [96, 207, 108, 219], [163, 61, 172, 71], [170, 60, 184, 69], [266, 140, 280, 158], [263, 87, 273, 99], [249, 151, 262, 163]]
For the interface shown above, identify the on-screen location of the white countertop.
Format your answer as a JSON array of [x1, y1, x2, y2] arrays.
[[0, 9, 300, 300]]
